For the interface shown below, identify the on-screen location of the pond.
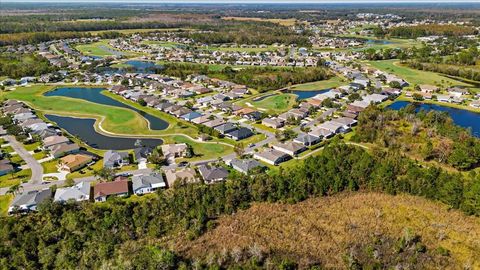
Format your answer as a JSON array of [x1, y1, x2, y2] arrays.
[[45, 87, 169, 130], [45, 115, 163, 150], [290, 89, 331, 100], [124, 60, 163, 73], [387, 101, 480, 137], [366, 39, 392, 45]]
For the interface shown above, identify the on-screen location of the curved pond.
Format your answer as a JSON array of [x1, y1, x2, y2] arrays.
[[45, 87, 169, 130], [387, 101, 480, 137], [45, 114, 163, 150], [124, 60, 162, 73], [291, 89, 331, 100]]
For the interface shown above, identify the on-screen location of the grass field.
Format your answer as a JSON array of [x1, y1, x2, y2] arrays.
[[165, 135, 233, 162], [0, 194, 13, 217], [236, 93, 297, 115], [75, 40, 140, 57], [41, 160, 59, 174], [175, 192, 480, 268], [290, 76, 346, 91], [254, 94, 297, 114], [0, 169, 31, 188], [366, 60, 474, 87]]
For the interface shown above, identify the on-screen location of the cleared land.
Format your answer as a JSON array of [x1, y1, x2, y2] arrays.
[[221, 16, 298, 26], [175, 192, 480, 269], [366, 60, 474, 87], [290, 76, 345, 91]]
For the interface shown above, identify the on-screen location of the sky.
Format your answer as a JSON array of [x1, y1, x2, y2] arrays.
[[2, 0, 480, 2]]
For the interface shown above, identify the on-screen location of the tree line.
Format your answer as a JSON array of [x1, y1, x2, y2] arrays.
[[161, 63, 331, 92], [353, 105, 480, 170]]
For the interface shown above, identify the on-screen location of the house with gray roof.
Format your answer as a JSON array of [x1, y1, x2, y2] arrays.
[[272, 141, 307, 156], [229, 158, 264, 174], [294, 133, 321, 146], [254, 148, 291, 166], [9, 189, 52, 214], [132, 172, 166, 195], [181, 111, 202, 122], [103, 150, 130, 168], [54, 182, 91, 203], [214, 122, 237, 134], [225, 127, 253, 141], [198, 164, 229, 183]]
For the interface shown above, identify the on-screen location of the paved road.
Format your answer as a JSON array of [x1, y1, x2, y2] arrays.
[[0, 167, 153, 195], [5, 135, 43, 185]]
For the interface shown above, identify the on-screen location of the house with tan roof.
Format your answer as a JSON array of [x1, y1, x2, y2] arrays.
[[59, 154, 93, 172], [165, 167, 198, 187], [93, 180, 130, 202]]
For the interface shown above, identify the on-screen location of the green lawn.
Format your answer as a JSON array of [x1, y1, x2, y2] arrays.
[[290, 76, 346, 91], [0, 194, 13, 217], [0, 169, 31, 188], [75, 40, 140, 58], [366, 60, 473, 88], [252, 94, 297, 114], [9, 155, 25, 165], [32, 151, 48, 160], [4, 85, 155, 136], [166, 135, 233, 162], [23, 141, 41, 151], [41, 160, 59, 174]]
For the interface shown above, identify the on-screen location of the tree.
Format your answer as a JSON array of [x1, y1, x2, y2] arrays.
[[6, 183, 22, 195], [234, 142, 245, 157], [93, 167, 116, 182]]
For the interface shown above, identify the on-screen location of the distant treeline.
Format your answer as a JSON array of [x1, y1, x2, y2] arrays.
[[180, 22, 311, 46], [387, 24, 477, 38], [161, 63, 330, 91], [0, 53, 56, 79], [407, 61, 480, 82]]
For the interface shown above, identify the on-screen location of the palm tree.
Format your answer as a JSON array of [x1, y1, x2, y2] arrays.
[[7, 183, 22, 195]]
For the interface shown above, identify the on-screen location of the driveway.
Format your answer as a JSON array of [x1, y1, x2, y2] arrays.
[[4, 135, 43, 185]]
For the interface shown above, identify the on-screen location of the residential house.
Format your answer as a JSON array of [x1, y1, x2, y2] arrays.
[[9, 189, 52, 214], [43, 135, 70, 149], [198, 164, 229, 183], [54, 182, 91, 202], [103, 150, 130, 168], [164, 167, 198, 187], [161, 143, 188, 158], [419, 84, 438, 94], [254, 148, 291, 166], [272, 141, 307, 156], [309, 127, 334, 139], [203, 118, 225, 128], [50, 143, 80, 158], [229, 158, 264, 174], [225, 127, 254, 141], [214, 122, 237, 135], [181, 111, 202, 122], [93, 180, 130, 202], [134, 146, 153, 163], [262, 118, 284, 129], [294, 133, 321, 146], [0, 160, 14, 176], [132, 172, 166, 195], [59, 154, 93, 172]]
